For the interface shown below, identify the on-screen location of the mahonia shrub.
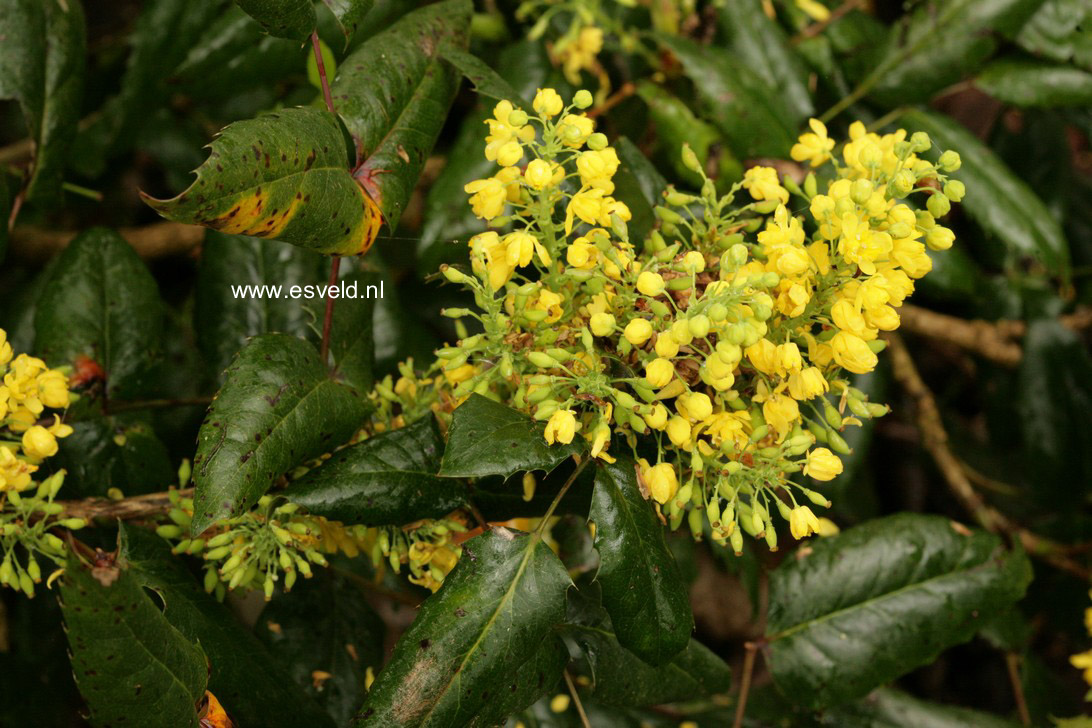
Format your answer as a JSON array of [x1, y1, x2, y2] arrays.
[[1, 1, 1090, 726]]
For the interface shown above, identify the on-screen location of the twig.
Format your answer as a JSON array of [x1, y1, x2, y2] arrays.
[[334, 566, 423, 608], [11, 221, 204, 261], [1006, 652, 1031, 726], [311, 30, 342, 367], [886, 332, 1091, 582], [587, 82, 636, 119], [899, 305, 1024, 366], [563, 669, 591, 728], [310, 31, 336, 114], [732, 641, 760, 728], [107, 396, 213, 414], [60, 488, 192, 523], [791, 0, 864, 43]]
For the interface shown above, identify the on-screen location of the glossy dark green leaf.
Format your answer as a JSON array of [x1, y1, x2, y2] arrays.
[[561, 623, 730, 707], [190, 333, 370, 533], [765, 513, 1032, 708], [417, 40, 551, 274], [256, 569, 385, 726], [438, 394, 584, 479], [817, 687, 1021, 727], [235, 0, 315, 40], [0, 0, 85, 201], [322, 0, 374, 45], [34, 228, 163, 400], [285, 415, 466, 524], [1017, 0, 1092, 71], [716, 0, 813, 122], [865, 0, 1047, 105], [195, 231, 327, 379], [439, 47, 528, 108], [144, 107, 381, 256], [1018, 319, 1092, 506], [589, 456, 692, 666], [612, 136, 667, 245], [60, 551, 208, 728], [326, 269, 380, 391], [332, 0, 472, 230], [119, 524, 337, 728], [657, 35, 796, 158], [354, 527, 570, 726], [902, 109, 1069, 275], [975, 58, 1092, 106]]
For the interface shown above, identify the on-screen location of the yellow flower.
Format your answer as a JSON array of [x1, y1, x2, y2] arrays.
[[790, 118, 835, 167], [643, 403, 669, 430], [464, 177, 506, 220], [524, 159, 554, 190], [22, 425, 59, 460], [557, 114, 595, 148], [676, 392, 713, 422], [654, 333, 680, 359], [643, 462, 678, 504], [623, 318, 653, 346], [544, 409, 578, 445], [37, 369, 70, 409], [762, 393, 800, 440], [533, 88, 564, 117], [787, 367, 828, 400], [495, 141, 523, 168], [469, 231, 514, 290], [666, 416, 691, 447], [565, 188, 606, 233], [636, 271, 665, 297], [742, 166, 789, 204], [532, 289, 564, 323], [745, 338, 779, 376], [803, 447, 843, 481], [776, 342, 803, 374], [589, 312, 615, 337], [0, 329, 12, 367], [503, 231, 535, 268], [644, 358, 674, 388], [830, 331, 878, 374], [576, 149, 619, 193], [789, 505, 822, 540], [566, 238, 598, 269]]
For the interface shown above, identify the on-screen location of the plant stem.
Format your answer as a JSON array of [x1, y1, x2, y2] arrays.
[[107, 396, 213, 414], [536, 457, 591, 537], [564, 669, 591, 728], [311, 29, 342, 367], [1006, 652, 1031, 726], [732, 641, 759, 728]]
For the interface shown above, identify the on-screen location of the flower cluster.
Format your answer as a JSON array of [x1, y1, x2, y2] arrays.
[[424, 90, 960, 553], [1, 329, 74, 491], [1, 471, 86, 597], [159, 486, 466, 599]]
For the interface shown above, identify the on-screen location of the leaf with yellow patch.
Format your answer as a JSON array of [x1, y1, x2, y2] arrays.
[[142, 107, 381, 256]]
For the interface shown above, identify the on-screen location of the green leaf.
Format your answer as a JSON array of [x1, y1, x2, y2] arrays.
[[256, 569, 385, 726], [439, 47, 528, 108], [322, 0, 374, 45], [332, 0, 472, 229], [354, 527, 571, 726], [716, 0, 813, 123], [0, 172, 10, 264], [54, 413, 175, 498], [1018, 319, 1092, 506], [765, 513, 1033, 709], [561, 623, 730, 707], [818, 687, 1021, 727], [326, 269, 380, 391], [589, 456, 692, 666], [190, 333, 370, 533], [0, 0, 85, 201], [60, 550, 208, 728], [235, 0, 316, 40], [438, 394, 584, 479], [119, 524, 337, 728], [612, 136, 668, 246], [902, 109, 1069, 275], [865, 0, 1047, 105], [145, 107, 381, 256], [657, 35, 796, 158], [34, 227, 164, 400], [1017, 0, 1092, 71], [975, 58, 1092, 107], [195, 231, 327, 379], [284, 415, 466, 524]]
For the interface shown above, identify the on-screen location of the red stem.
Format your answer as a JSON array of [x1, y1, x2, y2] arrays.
[[311, 30, 340, 367], [310, 31, 336, 114]]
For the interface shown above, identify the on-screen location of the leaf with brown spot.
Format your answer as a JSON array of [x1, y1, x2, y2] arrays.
[[354, 528, 570, 727], [142, 107, 381, 256]]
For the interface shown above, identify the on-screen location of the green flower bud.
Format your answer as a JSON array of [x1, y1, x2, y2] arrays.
[[441, 265, 470, 284], [926, 192, 951, 218], [507, 108, 529, 126], [850, 178, 873, 204], [827, 429, 851, 455], [909, 131, 931, 153], [938, 150, 961, 171], [823, 400, 843, 429], [681, 144, 702, 175], [586, 132, 608, 150], [156, 524, 183, 539], [528, 351, 557, 369], [942, 179, 965, 202]]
